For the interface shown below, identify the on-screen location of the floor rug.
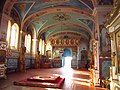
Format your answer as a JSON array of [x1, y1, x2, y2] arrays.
[[13, 75, 65, 88], [27, 75, 60, 83]]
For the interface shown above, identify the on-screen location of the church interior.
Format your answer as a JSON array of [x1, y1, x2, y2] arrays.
[[0, 0, 120, 90]]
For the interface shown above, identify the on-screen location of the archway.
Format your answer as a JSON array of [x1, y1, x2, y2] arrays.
[[62, 48, 72, 68]]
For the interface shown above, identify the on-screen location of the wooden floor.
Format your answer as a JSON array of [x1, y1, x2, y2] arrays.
[[0, 68, 105, 90]]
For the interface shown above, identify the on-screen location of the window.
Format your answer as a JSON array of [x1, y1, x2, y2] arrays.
[[10, 25, 16, 46], [7, 21, 19, 49], [42, 40, 45, 55], [38, 39, 45, 55], [25, 34, 31, 52], [39, 39, 42, 55], [6, 20, 11, 46]]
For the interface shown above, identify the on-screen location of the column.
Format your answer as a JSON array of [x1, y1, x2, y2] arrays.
[[32, 38, 38, 57], [0, 13, 9, 42], [93, 40, 100, 86], [110, 33, 117, 79], [77, 46, 80, 69], [19, 30, 23, 49]]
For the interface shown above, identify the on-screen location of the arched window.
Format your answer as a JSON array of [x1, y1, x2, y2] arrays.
[[39, 39, 42, 54], [7, 22, 19, 49], [6, 20, 11, 46], [42, 40, 45, 55], [25, 34, 31, 52]]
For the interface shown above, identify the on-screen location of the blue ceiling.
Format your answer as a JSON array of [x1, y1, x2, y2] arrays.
[[14, 0, 95, 40], [14, 0, 94, 20]]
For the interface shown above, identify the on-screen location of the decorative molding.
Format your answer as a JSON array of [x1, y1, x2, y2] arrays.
[[50, 39, 80, 46]]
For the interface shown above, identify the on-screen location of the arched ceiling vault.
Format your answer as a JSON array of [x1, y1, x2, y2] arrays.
[[38, 22, 93, 40], [4, 0, 98, 42]]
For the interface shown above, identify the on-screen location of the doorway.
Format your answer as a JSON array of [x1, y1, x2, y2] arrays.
[[62, 48, 72, 68]]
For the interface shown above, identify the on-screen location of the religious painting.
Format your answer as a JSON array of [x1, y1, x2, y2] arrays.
[[99, 24, 107, 52], [61, 39, 64, 45], [75, 39, 80, 45], [46, 50, 51, 59], [81, 49, 88, 60], [70, 39, 74, 45], [56, 39, 59, 45], [51, 39, 55, 45], [66, 39, 69, 45], [0, 50, 6, 64], [116, 31, 120, 73]]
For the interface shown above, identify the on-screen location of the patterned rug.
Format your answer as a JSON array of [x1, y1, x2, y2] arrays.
[[13, 75, 65, 88]]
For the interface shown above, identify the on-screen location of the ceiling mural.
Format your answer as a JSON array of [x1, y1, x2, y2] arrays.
[[53, 13, 71, 21], [29, 12, 93, 35], [79, 19, 94, 31], [11, 0, 95, 41], [41, 0, 70, 4], [23, 7, 94, 31], [98, 0, 113, 5], [32, 19, 48, 33], [24, 0, 93, 17], [14, 1, 35, 21], [80, 0, 94, 9], [14, 0, 94, 19], [44, 27, 91, 40]]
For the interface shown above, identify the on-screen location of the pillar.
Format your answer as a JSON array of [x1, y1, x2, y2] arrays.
[[77, 46, 80, 69], [92, 40, 100, 86], [0, 13, 9, 42], [32, 38, 38, 57], [19, 30, 23, 49], [32, 38, 38, 68], [110, 33, 118, 79]]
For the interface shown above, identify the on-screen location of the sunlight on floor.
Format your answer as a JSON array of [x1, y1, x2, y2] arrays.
[[73, 71, 90, 75], [45, 88, 62, 90], [61, 67, 73, 81], [74, 80, 90, 86], [73, 77, 90, 82], [64, 56, 72, 68], [61, 56, 73, 83]]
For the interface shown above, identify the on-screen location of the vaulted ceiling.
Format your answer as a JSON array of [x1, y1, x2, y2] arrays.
[[2, 0, 113, 42], [12, 0, 95, 41]]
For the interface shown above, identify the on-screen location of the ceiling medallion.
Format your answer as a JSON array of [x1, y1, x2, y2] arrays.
[[53, 13, 71, 21]]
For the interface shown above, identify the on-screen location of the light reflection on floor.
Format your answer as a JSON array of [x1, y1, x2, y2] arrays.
[[0, 67, 106, 90], [61, 63, 105, 90]]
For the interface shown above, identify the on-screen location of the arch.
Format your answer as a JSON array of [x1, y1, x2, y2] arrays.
[[9, 23, 19, 49], [62, 48, 72, 68], [2, 0, 16, 15], [38, 22, 93, 39], [63, 48, 72, 57], [23, 7, 94, 30]]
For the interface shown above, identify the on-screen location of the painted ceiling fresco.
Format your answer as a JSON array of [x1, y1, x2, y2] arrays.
[[13, 0, 95, 40], [15, 0, 94, 19]]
